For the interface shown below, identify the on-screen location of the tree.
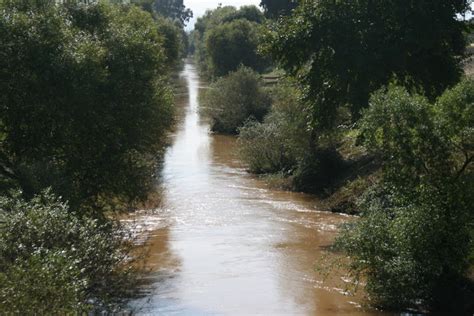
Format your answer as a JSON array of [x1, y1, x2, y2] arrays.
[[260, 0, 297, 18], [201, 67, 271, 134], [193, 5, 266, 77], [205, 19, 267, 77], [0, 3, 174, 216], [264, 0, 470, 129], [152, 0, 192, 26], [238, 79, 311, 174], [155, 16, 186, 66], [222, 5, 265, 24], [336, 82, 474, 312]]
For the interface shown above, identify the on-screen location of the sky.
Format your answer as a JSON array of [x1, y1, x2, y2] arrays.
[[184, 0, 261, 30]]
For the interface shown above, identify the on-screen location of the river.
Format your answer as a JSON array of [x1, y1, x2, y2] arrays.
[[128, 61, 390, 315]]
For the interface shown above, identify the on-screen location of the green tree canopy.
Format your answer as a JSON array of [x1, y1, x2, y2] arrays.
[[193, 5, 267, 78], [154, 0, 192, 25], [155, 15, 186, 66], [134, 0, 192, 25], [222, 5, 265, 24], [259, 0, 297, 18], [264, 0, 470, 129], [337, 81, 474, 311], [0, 3, 174, 216], [205, 19, 267, 77]]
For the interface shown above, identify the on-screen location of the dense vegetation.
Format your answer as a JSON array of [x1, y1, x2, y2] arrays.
[[238, 79, 345, 193], [240, 0, 474, 313], [143, 0, 192, 25], [1, 2, 174, 215], [337, 82, 474, 312], [136, 0, 191, 61], [0, 0, 189, 312], [2, 0, 473, 313], [263, 0, 469, 129], [201, 67, 271, 134], [192, 5, 267, 78], [0, 191, 133, 312], [259, 0, 297, 18], [239, 80, 309, 174]]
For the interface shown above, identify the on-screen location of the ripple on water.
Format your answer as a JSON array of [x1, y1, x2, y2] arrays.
[[127, 61, 390, 316]]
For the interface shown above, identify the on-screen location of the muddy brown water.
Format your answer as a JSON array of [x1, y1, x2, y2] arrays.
[[127, 61, 393, 315]]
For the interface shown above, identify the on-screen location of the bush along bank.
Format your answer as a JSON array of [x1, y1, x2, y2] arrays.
[[0, 1, 185, 312]]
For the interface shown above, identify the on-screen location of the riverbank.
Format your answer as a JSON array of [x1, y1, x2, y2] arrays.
[[251, 130, 379, 216], [128, 61, 389, 315]]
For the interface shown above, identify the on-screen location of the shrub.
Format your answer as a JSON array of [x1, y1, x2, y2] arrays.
[[337, 183, 472, 311], [0, 251, 87, 314], [0, 190, 134, 313], [292, 148, 344, 194], [239, 80, 308, 172], [201, 67, 271, 134], [238, 117, 295, 174], [192, 5, 266, 77], [358, 85, 449, 190], [336, 82, 474, 312], [239, 80, 345, 193]]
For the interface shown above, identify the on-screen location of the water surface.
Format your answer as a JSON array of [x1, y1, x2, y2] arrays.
[[130, 61, 389, 316]]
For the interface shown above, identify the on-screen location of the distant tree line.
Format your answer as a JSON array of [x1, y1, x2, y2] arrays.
[[191, 5, 268, 79]]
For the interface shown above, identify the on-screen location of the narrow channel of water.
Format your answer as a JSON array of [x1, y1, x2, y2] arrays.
[[129, 61, 390, 315]]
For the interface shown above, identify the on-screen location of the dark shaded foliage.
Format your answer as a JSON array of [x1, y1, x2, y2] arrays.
[[206, 19, 267, 77], [264, 0, 469, 129], [336, 82, 474, 312], [0, 3, 174, 216], [260, 0, 297, 18]]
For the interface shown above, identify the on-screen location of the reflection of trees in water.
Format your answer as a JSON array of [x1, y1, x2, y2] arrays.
[[209, 134, 241, 169], [126, 216, 182, 308]]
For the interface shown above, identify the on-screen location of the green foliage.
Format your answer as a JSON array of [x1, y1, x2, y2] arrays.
[[239, 79, 345, 193], [201, 67, 271, 134], [0, 2, 174, 215], [205, 19, 267, 77], [259, 0, 297, 18], [192, 5, 266, 78], [131, 0, 192, 26], [151, 0, 192, 26], [239, 119, 296, 174], [292, 148, 344, 194], [359, 86, 450, 189], [337, 82, 474, 312], [155, 16, 185, 66], [238, 80, 310, 173], [128, 0, 189, 61], [0, 251, 87, 314], [337, 183, 472, 311], [264, 0, 469, 130], [436, 78, 474, 174], [0, 190, 134, 313], [360, 82, 473, 188], [221, 5, 265, 24]]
